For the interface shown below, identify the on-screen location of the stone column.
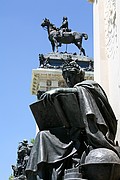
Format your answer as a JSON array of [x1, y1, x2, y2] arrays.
[[93, 0, 120, 142]]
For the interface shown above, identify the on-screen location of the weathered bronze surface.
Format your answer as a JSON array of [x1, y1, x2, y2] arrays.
[[11, 140, 33, 180], [26, 60, 120, 180]]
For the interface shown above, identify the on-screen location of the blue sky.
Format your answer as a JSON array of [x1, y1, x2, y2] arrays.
[[0, 0, 93, 179]]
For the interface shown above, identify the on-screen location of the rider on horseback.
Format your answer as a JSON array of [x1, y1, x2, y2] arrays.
[[60, 17, 68, 30], [60, 16, 69, 37], [59, 16, 70, 46]]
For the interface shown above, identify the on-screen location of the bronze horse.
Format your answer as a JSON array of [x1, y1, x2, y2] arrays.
[[41, 18, 88, 56]]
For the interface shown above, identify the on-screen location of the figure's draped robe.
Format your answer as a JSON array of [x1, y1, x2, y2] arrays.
[[26, 80, 117, 179]]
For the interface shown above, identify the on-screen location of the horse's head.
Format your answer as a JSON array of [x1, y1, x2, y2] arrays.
[[41, 18, 50, 28], [41, 18, 58, 33]]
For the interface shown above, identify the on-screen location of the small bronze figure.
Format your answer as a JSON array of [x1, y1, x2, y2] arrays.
[[11, 140, 33, 180]]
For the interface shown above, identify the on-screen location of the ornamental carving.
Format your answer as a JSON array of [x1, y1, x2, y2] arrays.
[[104, 0, 117, 60]]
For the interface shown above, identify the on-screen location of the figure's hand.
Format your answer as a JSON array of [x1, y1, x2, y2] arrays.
[[40, 89, 59, 106]]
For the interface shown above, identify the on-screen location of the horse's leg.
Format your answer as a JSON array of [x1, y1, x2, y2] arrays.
[[53, 37, 59, 53], [74, 42, 86, 56], [51, 42, 55, 52], [80, 47, 86, 56], [74, 42, 82, 55]]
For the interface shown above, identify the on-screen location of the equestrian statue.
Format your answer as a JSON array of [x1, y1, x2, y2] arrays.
[[41, 17, 88, 56]]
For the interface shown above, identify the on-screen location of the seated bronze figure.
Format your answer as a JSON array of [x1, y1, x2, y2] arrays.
[[26, 61, 120, 180]]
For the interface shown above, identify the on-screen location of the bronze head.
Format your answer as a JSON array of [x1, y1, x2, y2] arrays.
[[62, 60, 85, 87]]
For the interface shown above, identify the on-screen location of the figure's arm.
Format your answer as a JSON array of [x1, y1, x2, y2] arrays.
[[39, 87, 77, 104]]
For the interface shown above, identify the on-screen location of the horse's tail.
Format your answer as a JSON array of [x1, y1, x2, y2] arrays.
[[83, 33, 88, 40]]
